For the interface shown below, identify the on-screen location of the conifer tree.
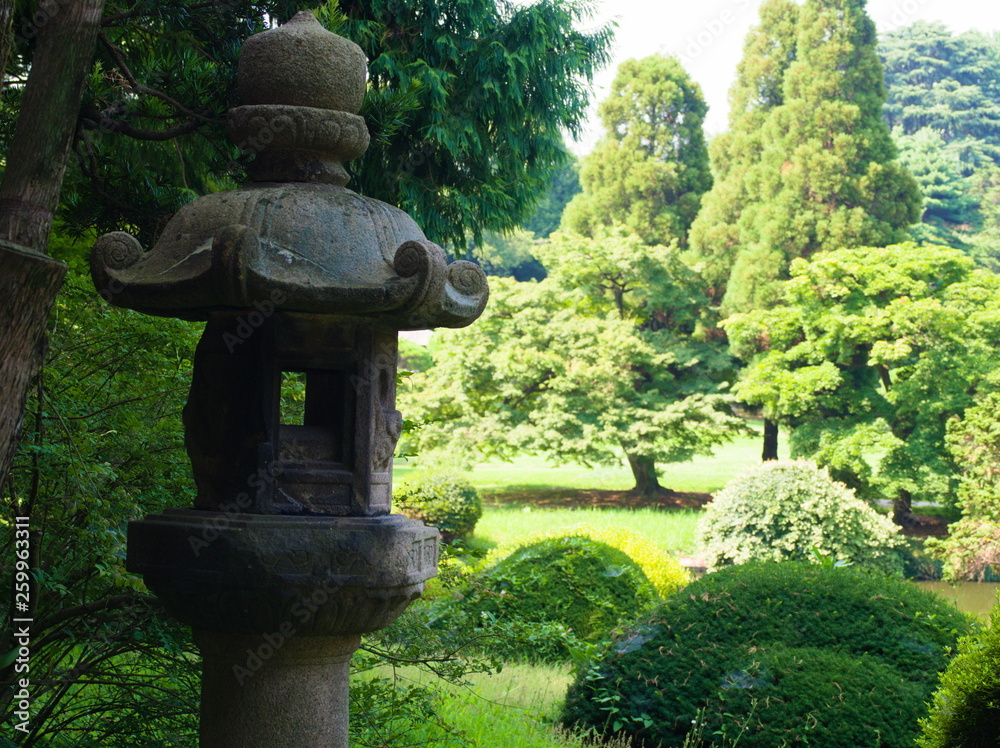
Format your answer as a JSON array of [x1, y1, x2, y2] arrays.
[[722, 0, 920, 314], [690, 0, 920, 315], [562, 54, 711, 247], [687, 0, 799, 303]]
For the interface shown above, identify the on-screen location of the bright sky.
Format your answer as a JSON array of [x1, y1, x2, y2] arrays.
[[569, 0, 1000, 155]]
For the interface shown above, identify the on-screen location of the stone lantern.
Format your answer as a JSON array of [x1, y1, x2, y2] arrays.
[[89, 12, 488, 748]]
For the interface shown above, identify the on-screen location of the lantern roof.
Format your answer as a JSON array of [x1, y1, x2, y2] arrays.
[[90, 11, 488, 330]]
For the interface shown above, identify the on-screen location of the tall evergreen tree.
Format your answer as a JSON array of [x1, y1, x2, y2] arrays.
[[687, 0, 799, 303], [893, 126, 979, 245], [879, 21, 1000, 154], [561, 54, 711, 247], [721, 0, 921, 314]]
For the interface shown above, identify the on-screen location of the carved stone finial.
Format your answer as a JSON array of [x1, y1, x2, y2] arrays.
[[230, 11, 370, 185], [238, 11, 366, 114]]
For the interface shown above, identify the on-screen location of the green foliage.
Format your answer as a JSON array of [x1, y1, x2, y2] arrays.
[[482, 525, 690, 598], [880, 22, 1000, 154], [523, 157, 582, 240], [688, 0, 920, 313], [926, 392, 1000, 580], [25, 0, 313, 245], [394, 471, 483, 542], [470, 228, 546, 281], [725, 243, 1000, 513], [459, 536, 659, 660], [687, 0, 799, 304], [919, 603, 1000, 748], [893, 126, 980, 244], [400, 230, 745, 494], [686, 645, 928, 748], [876, 23, 1000, 271], [2, 0, 610, 251], [398, 338, 433, 373], [336, 0, 613, 249], [0, 256, 202, 745], [562, 561, 972, 748], [697, 460, 905, 575], [562, 55, 711, 247]]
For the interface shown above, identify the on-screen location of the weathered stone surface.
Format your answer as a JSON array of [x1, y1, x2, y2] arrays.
[[94, 12, 478, 748], [238, 11, 366, 113], [88, 9, 488, 329], [128, 510, 438, 635], [181, 315, 402, 515], [197, 631, 358, 748], [89, 188, 488, 327]]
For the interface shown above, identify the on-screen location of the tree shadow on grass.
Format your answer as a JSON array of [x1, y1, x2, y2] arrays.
[[481, 487, 712, 510]]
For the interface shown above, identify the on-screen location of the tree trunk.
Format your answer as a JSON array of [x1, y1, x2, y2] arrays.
[[0, 1, 13, 94], [626, 453, 663, 497], [0, 244, 66, 490], [762, 418, 779, 461], [893, 489, 915, 526], [0, 0, 106, 488]]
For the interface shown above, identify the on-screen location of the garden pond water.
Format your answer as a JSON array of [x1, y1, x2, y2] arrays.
[[917, 581, 1000, 619]]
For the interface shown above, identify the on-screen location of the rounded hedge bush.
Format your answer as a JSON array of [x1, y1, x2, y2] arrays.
[[462, 535, 659, 656], [393, 471, 482, 542], [919, 603, 1000, 748], [562, 561, 972, 748], [697, 459, 905, 575], [481, 525, 689, 598]]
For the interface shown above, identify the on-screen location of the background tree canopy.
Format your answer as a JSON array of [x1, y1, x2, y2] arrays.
[[688, 0, 920, 315], [561, 54, 712, 248], [0, 0, 611, 250], [724, 243, 1000, 522], [401, 229, 745, 496]]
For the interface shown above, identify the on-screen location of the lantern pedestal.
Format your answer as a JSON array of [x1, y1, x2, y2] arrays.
[[196, 631, 359, 748], [127, 509, 439, 747]]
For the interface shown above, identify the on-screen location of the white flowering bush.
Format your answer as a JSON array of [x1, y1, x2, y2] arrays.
[[697, 460, 905, 575]]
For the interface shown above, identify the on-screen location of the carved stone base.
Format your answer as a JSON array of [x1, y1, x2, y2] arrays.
[[127, 509, 439, 635]]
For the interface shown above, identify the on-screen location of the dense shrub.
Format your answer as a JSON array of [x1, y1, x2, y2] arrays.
[[459, 536, 659, 660], [394, 471, 483, 542], [562, 561, 972, 748], [481, 525, 690, 598], [682, 645, 928, 748], [919, 604, 1000, 748], [697, 460, 905, 575]]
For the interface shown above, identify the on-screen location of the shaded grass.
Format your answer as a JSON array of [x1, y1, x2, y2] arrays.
[[363, 663, 626, 748]]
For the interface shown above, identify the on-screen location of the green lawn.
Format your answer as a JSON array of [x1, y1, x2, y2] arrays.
[[472, 505, 702, 556], [393, 429, 777, 560], [395, 427, 778, 496], [359, 663, 627, 748]]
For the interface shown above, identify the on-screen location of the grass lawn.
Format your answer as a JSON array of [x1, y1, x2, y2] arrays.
[[395, 426, 778, 496], [393, 428, 778, 560], [472, 505, 702, 557], [360, 663, 625, 748]]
